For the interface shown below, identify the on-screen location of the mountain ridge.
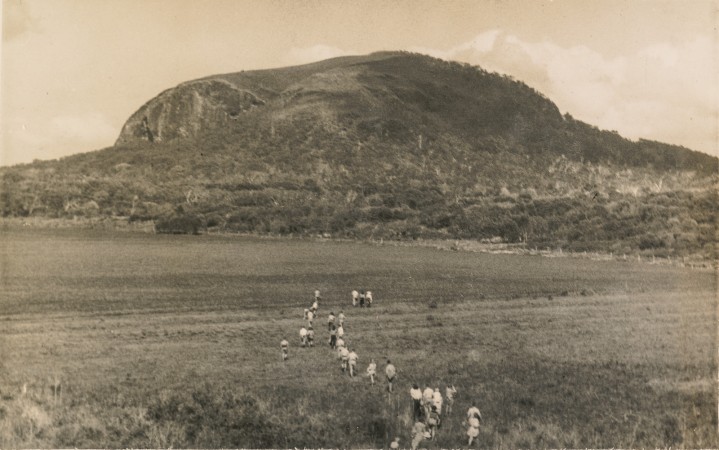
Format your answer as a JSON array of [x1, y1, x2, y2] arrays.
[[1, 51, 716, 258]]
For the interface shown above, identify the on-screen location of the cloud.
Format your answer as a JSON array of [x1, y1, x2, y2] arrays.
[[285, 44, 354, 65], [414, 31, 717, 156]]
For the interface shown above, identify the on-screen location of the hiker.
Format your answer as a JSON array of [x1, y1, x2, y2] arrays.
[[389, 437, 400, 449], [433, 387, 443, 415], [422, 386, 434, 418], [329, 323, 337, 349], [328, 311, 336, 331], [311, 299, 319, 316], [307, 326, 315, 347], [366, 358, 377, 385], [314, 289, 321, 300], [348, 348, 358, 377], [385, 360, 396, 393], [280, 338, 289, 361], [359, 290, 365, 307], [340, 346, 350, 373], [337, 324, 344, 339], [351, 289, 359, 306], [338, 311, 346, 326], [307, 309, 314, 326], [303, 308, 309, 320], [411, 421, 430, 450], [445, 385, 457, 415], [410, 384, 423, 421], [366, 290, 373, 307], [428, 405, 441, 440], [466, 403, 482, 446], [336, 337, 346, 359], [299, 327, 308, 347]]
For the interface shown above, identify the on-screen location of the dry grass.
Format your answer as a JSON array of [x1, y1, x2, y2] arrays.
[[0, 229, 715, 448]]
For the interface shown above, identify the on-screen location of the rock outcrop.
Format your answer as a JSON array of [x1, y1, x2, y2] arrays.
[[115, 79, 265, 145]]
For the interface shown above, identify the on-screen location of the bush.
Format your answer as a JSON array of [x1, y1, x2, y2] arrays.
[[155, 214, 203, 234]]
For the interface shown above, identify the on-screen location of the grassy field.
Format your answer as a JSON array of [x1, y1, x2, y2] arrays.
[[0, 229, 716, 448]]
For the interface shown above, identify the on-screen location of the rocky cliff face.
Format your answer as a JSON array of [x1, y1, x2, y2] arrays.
[[115, 79, 265, 145]]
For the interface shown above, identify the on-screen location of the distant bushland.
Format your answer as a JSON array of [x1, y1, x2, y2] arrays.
[[0, 51, 716, 255]]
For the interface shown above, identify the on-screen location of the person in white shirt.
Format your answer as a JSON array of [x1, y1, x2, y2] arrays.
[[422, 386, 434, 404], [311, 300, 319, 315], [385, 360, 396, 393], [366, 359, 377, 385], [445, 385, 457, 415], [314, 289, 321, 300], [466, 403, 482, 446], [335, 337, 345, 359], [410, 384, 423, 421], [348, 349, 358, 377], [433, 388, 443, 415], [299, 327, 308, 347], [307, 310, 314, 326], [351, 290, 359, 306], [337, 324, 344, 338], [303, 308, 309, 320], [338, 311, 346, 326], [389, 437, 400, 449], [422, 386, 434, 418], [339, 346, 350, 373], [366, 290, 373, 307], [327, 312, 336, 331], [411, 421, 430, 450], [280, 338, 289, 361]]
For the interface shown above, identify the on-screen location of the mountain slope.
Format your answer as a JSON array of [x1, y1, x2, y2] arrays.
[[1, 52, 717, 258]]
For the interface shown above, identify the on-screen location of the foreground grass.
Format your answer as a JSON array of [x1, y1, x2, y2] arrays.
[[0, 230, 715, 448]]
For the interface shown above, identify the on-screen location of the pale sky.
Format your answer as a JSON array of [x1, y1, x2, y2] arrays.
[[1, 0, 717, 166]]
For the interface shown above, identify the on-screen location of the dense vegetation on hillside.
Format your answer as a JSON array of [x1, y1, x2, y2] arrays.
[[1, 52, 716, 258]]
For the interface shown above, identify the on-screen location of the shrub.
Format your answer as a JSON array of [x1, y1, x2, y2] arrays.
[[155, 214, 202, 234]]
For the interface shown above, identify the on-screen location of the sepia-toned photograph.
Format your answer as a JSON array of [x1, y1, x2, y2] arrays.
[[1, 0, 717, 448]]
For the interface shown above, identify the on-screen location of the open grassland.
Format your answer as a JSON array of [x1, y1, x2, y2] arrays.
[[0, 229, 716, 448]]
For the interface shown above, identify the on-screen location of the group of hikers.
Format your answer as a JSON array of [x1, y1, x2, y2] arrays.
[[280, 289, 483, 448]]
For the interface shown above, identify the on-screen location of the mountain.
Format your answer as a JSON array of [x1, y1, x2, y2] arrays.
[[1, 52, 717, 258]]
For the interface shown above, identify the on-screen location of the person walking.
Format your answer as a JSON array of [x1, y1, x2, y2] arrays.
[[366, 359, 377, 385], [389, 437, 400, 449], [348, 348, 358, 377], [428, 405, 441, 440], [299, 327, 308, 347], [351, 289, 359, 306], [339, 346, 350, 373], [445, 385, 457, 415], [329, 323, 337, 349], [432, 387, 443, 415], [307, 326, 315, 347], [385, 360, 396, 393], [466, 403, 482, 447], [280, 338, 289, 361], [338, 311, 346, 326], [410, 421, 430, 450], [410, 384, 423, 421], [422, 386, 434, 418]]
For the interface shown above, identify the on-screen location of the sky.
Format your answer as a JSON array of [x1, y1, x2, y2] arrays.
[[1, 0, 717, 166]]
